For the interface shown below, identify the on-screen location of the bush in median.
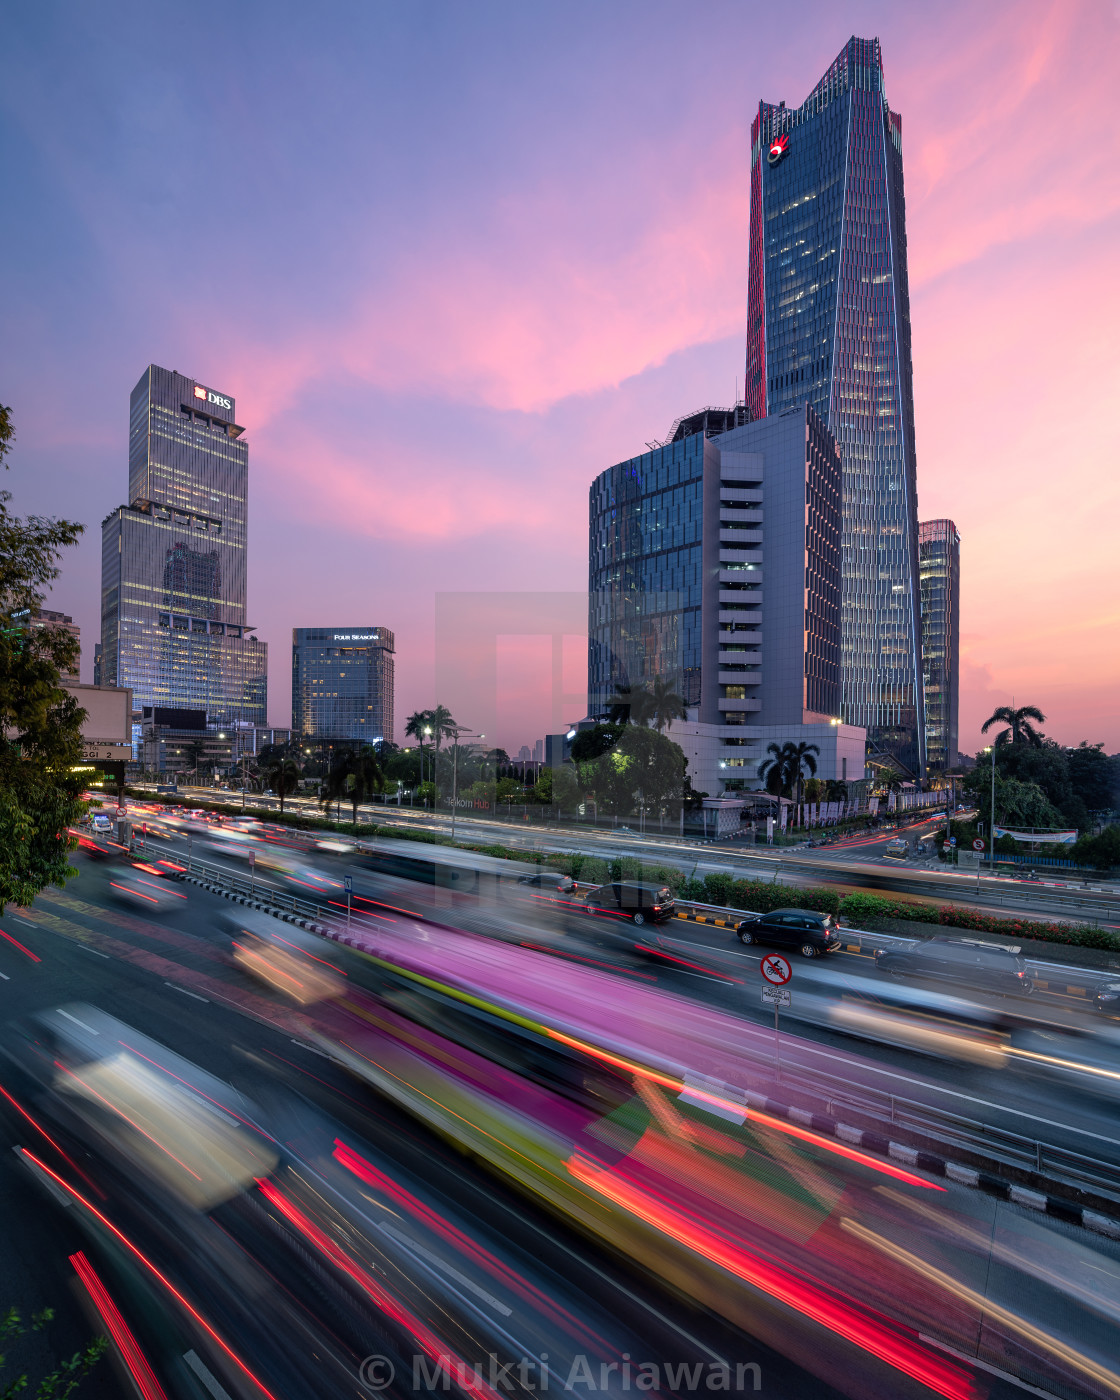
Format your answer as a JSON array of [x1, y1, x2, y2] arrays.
[[835, 891, 1119, 951]]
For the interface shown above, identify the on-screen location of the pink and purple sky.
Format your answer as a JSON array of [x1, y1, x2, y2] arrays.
[[2, 0, 1117, 756]]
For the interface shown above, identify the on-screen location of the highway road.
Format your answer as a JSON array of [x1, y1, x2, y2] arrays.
[[11, 825, 1119, 1397], [159, 787, 1120, 928], [0, 853, 848, 1400]]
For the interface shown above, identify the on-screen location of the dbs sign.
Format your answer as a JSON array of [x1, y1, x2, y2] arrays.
[[192, 384, 233, 411], [767, 132, 789, 167]]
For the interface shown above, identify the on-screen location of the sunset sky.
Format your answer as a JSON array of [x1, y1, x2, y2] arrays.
[[2, 0, 1117, 756]]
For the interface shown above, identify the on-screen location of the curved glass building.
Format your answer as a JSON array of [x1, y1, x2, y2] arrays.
[[744, 36, 925, 776]]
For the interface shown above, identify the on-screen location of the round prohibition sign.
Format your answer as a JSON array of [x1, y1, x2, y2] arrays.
[[760, 954, 792, 985], [972, 838, 986, 851]]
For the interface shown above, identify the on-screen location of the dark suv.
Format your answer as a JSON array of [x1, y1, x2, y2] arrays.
[[736, 908, 841, 958], [582, 882, 675, 926], [874, 937, 1032, 995]]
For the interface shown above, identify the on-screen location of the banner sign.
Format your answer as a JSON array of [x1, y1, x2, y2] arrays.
[[994, 826, 1078, 845]]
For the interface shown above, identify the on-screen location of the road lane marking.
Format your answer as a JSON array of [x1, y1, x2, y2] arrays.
[[57, 1009, 99, 1035], [163, 981, 209, 1003], [12, 917, 36, 927], [76, 945, 110, 959], [0, 971, 9, 980]]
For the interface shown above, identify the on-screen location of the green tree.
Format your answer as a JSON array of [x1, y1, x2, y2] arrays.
[[589, 725, 687, 815], [426, 704, 457, 753], [183, 736, 206, 782], [266, 756, 301, 813], [649, 677, 687, 734], [0, 403, 88, 914], [318, 752, 350, 821], [1067, 741, 1115, 815], [346, 745, 384, 821], [605, 683, 655, 727], [981, 703, 1046, 748], [0, 1303, 107, 1400], [570, 723, 622, 763]]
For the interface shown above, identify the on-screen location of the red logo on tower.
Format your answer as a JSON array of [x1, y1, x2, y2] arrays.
[[767, 132, 789, 167], [193, 386, 207, 400]]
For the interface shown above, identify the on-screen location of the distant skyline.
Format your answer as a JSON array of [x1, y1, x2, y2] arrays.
[[2, 0, 1117, 754]]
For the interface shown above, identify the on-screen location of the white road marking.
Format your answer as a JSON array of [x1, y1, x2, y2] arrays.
[[76, 945, 110, 959], [163, 981, 209, 1003], [12, 917, 36, 928], [0, 971, 9, 980], [56, 1009, 99, 1034], [378, 1222, 512, 1314]]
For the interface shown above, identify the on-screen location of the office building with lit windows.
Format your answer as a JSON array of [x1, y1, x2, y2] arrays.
[[588, 404, 864, 795], [744, 36, 925, 776], [99, 366, 268, 727], [919, 519, 960, 773], [291, 627, 395, 745]]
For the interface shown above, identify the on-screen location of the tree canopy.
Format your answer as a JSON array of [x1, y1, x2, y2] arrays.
[[0, 403, 88, 912]]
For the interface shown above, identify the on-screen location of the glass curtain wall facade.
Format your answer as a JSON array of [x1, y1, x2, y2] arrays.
[[918, 519, 960, 773], [587, 434, 707, 717], [100, 366, 267, 726], [291, 628, 395, 744], [744, 35, 925, 776]]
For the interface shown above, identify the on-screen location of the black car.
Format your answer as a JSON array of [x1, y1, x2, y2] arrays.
[[516, 871, 577, 893], [1095, 982, 1120, 1016], [736, 908, 841, 958], [582, 881, 675, 925], [874, 937, 1032, 995]]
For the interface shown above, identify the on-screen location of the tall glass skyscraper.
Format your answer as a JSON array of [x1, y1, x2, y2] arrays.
[[744, 35, 925, 775], [292, 627, 395, 744], [100, 365, 268, 726], [918, 519, 960, 773]]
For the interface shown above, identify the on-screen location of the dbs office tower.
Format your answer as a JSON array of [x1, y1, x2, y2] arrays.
[[745, 36, 925, 776], [100, 366, 268, 726]]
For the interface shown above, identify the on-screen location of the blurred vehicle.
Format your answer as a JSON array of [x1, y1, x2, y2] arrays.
[[737, 908, 841, 958], [295, 925, 1014, 1398], [517, 870, 577, 892], [90, 812, 113, 834], [108, 867, 188, 911], [1095, 981, 1120, 1016], [614, 826, 637, 837], [883, 838, 909, 860], [581, 881, 674, 925], [875, 937, 1032, 995]]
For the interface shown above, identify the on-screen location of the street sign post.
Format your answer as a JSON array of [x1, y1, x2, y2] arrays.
[[760, 954, 792, 985], [758, 955, 792, 1081], [972, 838, 985, 851], [344, 874, 353, 929]]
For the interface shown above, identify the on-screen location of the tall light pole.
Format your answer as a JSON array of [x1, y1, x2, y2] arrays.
[[449, 726, 483, 841], [423, 726, 431, 804], [989, 741, 998, 874]]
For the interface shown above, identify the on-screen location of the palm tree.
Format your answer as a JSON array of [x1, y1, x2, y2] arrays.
[[981, 704, 1046, 748], [347, 745, 384, 822], [649, 677, 687, 734], [319, 752, 351, 822], [607, 683, 655, 727], [825, 779, 848, 802], [775, 741, 820, 804], [757, 742, 790, 797], [426, 704, 457, 752], [265, 756, 301, 813], [184, 737, 206, 784]]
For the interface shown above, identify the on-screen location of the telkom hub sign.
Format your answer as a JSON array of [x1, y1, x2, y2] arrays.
[[193, 384, 232, 411]]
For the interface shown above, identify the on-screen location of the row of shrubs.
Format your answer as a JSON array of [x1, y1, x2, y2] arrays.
[[131, 791, 1117, 952]]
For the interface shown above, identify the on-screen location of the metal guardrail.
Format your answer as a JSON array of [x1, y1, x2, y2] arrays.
[[184, 859, 326, 922], [777, 1061, 1120, 1199]]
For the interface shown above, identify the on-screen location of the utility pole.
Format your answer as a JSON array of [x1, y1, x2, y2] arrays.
[[989, 742, 997, 875]]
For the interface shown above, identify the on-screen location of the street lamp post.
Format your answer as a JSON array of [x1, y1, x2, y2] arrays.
[[449, 727, 483, 841], [989, 741, 998, 875]]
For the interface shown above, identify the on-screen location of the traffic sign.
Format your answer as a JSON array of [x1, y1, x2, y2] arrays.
[[761, 986, 791, 1009], [344, 875, 353, 894], [248, 849, 256, 867], [760, 954, 792, 986], [972, 838, 985, 851], [948, 837, 957, 847]]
